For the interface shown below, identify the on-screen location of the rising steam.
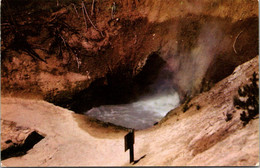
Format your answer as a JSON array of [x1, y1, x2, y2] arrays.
[[85, 65, 180, 130]]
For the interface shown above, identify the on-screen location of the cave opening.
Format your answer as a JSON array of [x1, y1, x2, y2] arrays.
[[1, 131, 45, 160], [68, 52, 180, 129]]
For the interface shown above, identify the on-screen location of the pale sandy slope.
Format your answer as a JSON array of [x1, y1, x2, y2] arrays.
[[1, 56, 259, 166]]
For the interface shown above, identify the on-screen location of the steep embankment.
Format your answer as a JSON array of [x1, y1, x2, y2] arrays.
[[1, 0, 258, 110], [1, 56, 258, 166], [132, 56, 259, 166]]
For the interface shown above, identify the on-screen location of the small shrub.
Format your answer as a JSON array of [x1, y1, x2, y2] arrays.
[[233, 72, 259, 126], [182, 103, 189, 112], [196, 105, 201, 110], [182, 96, 192, 112], [225, 113, 233, 122]]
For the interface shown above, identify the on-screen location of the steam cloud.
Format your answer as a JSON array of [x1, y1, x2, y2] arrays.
[[85, 65, 180, 130], [162, 20, 229, 97]]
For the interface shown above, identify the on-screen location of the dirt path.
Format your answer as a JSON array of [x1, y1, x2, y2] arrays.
[[1, 56, 259, 166], [1, 97, 131, 166]]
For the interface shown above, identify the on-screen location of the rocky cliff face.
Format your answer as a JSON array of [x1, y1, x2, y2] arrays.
[[1, 0, 258, 110], [138, 0, 258, 98]]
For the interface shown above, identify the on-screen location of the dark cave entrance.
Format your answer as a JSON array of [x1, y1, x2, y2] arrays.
[[51, 52, 180, 129], [1, 131, 45, 160], [68, 52, 169, 114]]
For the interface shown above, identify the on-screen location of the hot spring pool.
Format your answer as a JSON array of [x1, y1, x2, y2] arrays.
[[85, 89, 180, 130]]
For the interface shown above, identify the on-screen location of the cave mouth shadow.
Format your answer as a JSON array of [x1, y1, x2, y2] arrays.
[[67, 52, 170, 114], [1, 131, 45, 160]]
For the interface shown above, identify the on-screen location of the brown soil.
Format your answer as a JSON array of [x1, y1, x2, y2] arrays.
[[72, 113, 129, 139], [1, 0, 258, 105]]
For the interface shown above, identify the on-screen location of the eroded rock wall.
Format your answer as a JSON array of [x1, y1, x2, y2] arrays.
[[138, 0, 258, 98], [1, 0, 258, 105]]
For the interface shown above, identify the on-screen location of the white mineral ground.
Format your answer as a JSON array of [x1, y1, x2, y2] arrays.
[[1, 56, 259, 166]]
